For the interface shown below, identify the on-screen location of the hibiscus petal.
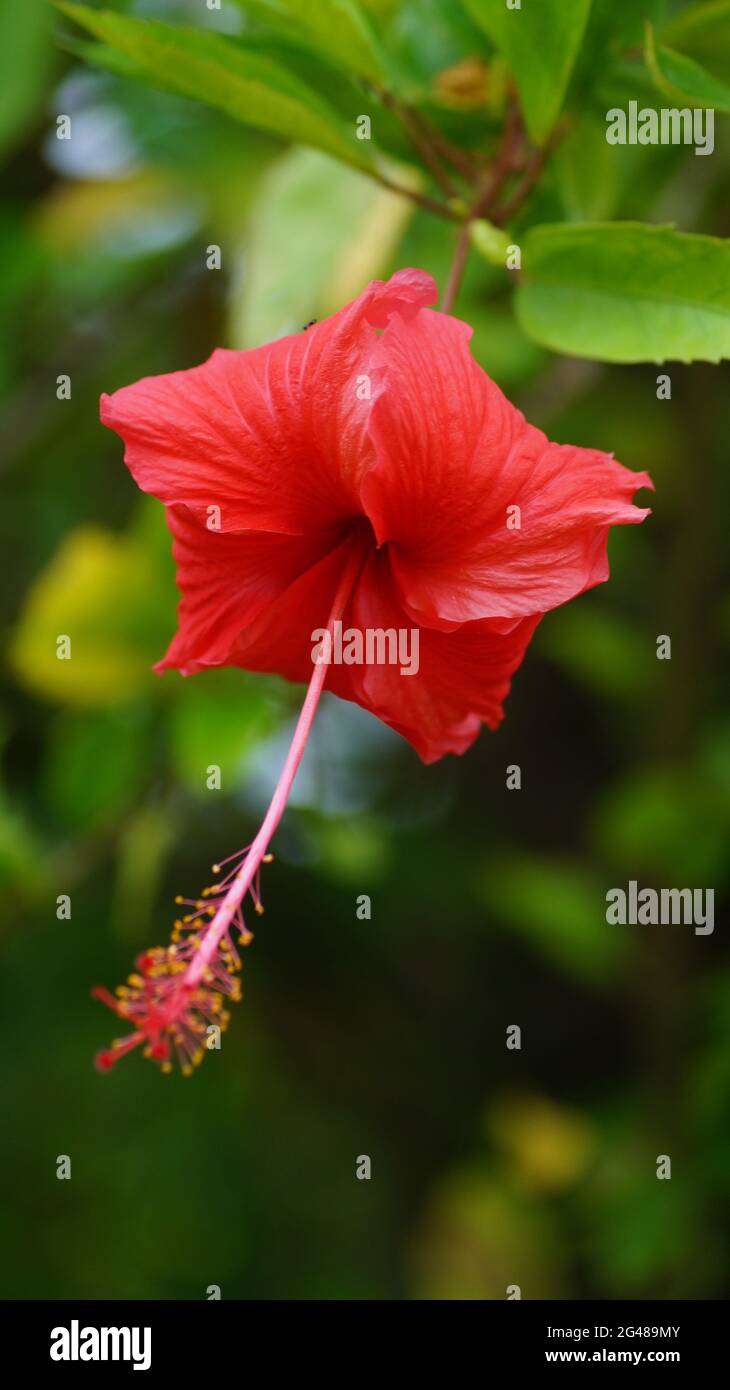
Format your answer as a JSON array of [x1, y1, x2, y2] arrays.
[[361, 307, 652, 625], [214, 539, 537, 762], [223, 533, 364, 696], [346, 551, 541, 762], [156, 505, 342, 675], [100, 269, 437, 537]]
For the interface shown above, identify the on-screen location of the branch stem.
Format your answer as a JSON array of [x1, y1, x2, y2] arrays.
[[441, 95, 564, 314], [372, 169, 460, 221]]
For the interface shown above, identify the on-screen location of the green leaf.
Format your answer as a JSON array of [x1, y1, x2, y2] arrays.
[[645, 22, 730, 112], [0, 211, 47, 318], [44, 710, 151, 832], [386, 0, 492, 96], [540, 605, 655, 701], [551, 115, 624, 221], [111, 804, 176, 941], [661, 0, 730, 84], [593, 766, 730, 884], [169, 671, 280, 793], [478, 854, 625, 985], [0, 781, 48, 905], [469, 217, 512, 266], [582, 0, 666, 51], [229, 0, 386, 84], [0, 0, 53, 159], [461, 0, 592, 141], [230, 146, 415, 347], [55, 4, 373, 172], [59, 35, 191, 98], [516, 222, 730, 364], [315, 817, 390, 884]]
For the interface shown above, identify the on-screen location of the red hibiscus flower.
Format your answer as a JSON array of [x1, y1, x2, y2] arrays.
[[101, 267, 651, 762], [94, 268, 652, 1074]]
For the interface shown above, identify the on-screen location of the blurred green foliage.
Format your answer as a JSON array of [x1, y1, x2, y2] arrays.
[[0, 0, 729, 1300]]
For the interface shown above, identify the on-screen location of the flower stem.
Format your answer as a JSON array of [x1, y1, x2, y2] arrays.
[[183, 536, 368, 989]]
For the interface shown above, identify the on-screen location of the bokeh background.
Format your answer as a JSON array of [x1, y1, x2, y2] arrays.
[[1, 0, 729, 1299]]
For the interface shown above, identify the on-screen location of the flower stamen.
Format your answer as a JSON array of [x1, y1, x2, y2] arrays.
[[93, 533, 370, 1074]]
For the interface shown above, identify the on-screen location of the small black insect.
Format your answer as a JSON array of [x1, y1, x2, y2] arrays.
[[302, 318, 318, 330]]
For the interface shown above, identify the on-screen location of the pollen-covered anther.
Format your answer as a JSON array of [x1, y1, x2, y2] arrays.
[[93, 882, 255, 1073]]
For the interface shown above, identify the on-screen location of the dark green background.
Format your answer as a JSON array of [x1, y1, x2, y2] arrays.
[[1, 0, 729, 1299]]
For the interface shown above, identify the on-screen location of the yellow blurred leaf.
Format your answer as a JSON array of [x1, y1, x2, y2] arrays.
[[10, 523, 175, 707], [489, 1093, 595, 1193], [411, 1169, 564, 1299], [33, 171, 199, 254]]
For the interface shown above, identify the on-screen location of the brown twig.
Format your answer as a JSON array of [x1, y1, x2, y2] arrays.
[[441, 101, 570, 313], [440, 223, 473, 314], [473, 85, 525, 214], [376, 87, 460, 198], [406, 105, 483, 181], [492, 122, 568, 226], [372, 169, 461, 220], [441, 89, 524, 313]]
